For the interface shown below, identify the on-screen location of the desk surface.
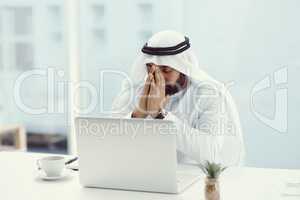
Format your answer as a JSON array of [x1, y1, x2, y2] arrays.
[[0, 152, 299, 200]]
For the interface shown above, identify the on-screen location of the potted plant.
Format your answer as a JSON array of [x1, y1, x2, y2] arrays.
[[199, 161, 227, 200]]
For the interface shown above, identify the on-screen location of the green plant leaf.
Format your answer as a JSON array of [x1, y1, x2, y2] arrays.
[[199, 160, 227, 178]]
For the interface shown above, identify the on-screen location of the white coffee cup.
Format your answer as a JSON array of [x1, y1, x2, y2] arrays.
[[37, 156, 65, 177]]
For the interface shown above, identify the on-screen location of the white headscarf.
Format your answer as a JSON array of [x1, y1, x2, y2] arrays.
[[130, 30, 215, 86]]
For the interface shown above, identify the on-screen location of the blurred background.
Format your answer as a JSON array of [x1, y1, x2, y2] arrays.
[[0, 0, 299, 169]]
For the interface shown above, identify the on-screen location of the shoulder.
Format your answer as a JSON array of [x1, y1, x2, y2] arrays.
[[189, 78, 226, 99]]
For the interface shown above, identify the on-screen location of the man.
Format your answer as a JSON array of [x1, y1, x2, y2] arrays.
[[112, 30, 245, 166]]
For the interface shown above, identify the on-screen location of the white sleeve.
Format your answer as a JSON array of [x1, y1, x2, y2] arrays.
[[164, 96, 244, 167]]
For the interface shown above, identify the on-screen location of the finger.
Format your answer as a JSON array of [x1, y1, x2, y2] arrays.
[[147, 74, 154, 89], [151, 72, 162, 96], [150, 65, 156, 74], [154, 68, 161, 85], [150, 76, 156, 91], [146, 63, 151, 73], [149, 78, 158, 97], [148, 79, 153, 100], [146, 63, 155, 74], [155, 69, 165, 94], [147, 73, 154, 83], [143, 73, 153, 95], [158, 69, 165, 86]]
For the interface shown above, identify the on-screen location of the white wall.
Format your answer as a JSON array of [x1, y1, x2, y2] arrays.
[[183, 0, 300, 168]]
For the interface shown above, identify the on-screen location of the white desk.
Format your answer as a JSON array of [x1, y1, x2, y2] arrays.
[[0, 152, 299, 200]]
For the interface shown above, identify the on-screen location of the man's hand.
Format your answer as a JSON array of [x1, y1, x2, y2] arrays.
[[132, 73, 154, 118], [147, 67, 169, 118]]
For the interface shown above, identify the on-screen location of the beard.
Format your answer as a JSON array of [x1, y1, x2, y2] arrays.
[[165, 74, 187, 96], [165, 84, 180, 96]]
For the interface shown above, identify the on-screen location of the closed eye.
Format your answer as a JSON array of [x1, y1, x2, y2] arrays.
[[159, 66, 173, 73]]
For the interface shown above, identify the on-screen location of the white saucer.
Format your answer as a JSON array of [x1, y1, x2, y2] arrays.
[[37, 170, 69, 181]]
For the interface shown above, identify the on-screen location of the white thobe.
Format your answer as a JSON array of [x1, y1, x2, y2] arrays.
[[112, 78, 245, 167]]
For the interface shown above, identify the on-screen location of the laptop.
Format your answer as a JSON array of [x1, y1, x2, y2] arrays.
[[75, 117, 201, 194]]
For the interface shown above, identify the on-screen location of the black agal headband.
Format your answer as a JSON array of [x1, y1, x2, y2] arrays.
[[141, 36, 190, 56]]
